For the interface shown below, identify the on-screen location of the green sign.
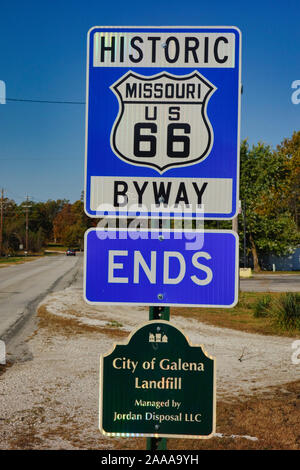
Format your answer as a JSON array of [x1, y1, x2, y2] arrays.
[[100, 320, 215, 439]]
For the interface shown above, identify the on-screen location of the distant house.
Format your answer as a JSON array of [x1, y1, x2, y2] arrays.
[[260, 246, 300, 271]]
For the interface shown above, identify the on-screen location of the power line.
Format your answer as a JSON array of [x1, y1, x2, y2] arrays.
[[24, 195, 30, 251], [6, 97, 85, 105], [0, 157, 79, 161]]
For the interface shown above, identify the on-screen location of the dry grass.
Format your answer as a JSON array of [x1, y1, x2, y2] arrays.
[[37, 305, 128, 340], [3, 380, 299, 450], [0, 256, 44, 268], [2, 294, 298, 450], [110, 381, 300, 451], [172, 291, 299, 337], [4, 411, 99, 450], [171, 380, 300, 450]]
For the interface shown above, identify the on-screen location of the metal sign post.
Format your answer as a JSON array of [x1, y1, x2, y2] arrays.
[[148, 306, 170, 450], [84, 25, 241, 451], [87, 227, 233, 447]]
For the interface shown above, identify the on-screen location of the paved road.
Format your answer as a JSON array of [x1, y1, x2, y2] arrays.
[[1, 255, 298, 343], [240, 274, 300, 292], [0, 254, 81, 342]]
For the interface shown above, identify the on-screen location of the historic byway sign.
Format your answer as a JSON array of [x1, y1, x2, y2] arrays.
[[100, 321, 216, 438], [110, 70, 215, 173], [84, 228, 239, 307], [85, 26, 241, 220]]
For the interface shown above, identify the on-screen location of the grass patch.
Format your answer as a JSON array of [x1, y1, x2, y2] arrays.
[[45, 247, 68, 252], [2, 381, 299, 450], [172, 291, 299, 337], [272, 293, 300, 331], [110, 381, 300, 451], [253, 294, 272, 318], [166, 380, 300, 450], [106, 320, 123, 328], [37, 305, 128, 339], [46, 244, 79, 252], [0, 256, 43, 266], [251, 293, 300, 331], [0, 251, 61, 266]]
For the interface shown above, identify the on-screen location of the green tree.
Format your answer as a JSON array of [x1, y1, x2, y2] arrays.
[[53, 204, 77, 244], [2, 198, 23, 254], [1, 195, 96, 255], [240, 140, 299, 271], [25, 199, 68, 243], [53, 199, 97, 248], [276, 131, 300, 229]]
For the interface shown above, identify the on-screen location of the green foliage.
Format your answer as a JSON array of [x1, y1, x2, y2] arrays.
[[2, 131, 299, 261], [28, 227, 45, 252], [240, 136, 300, 270], [52, 200, 97, 249], [252, 293, 300, 331], [253, 295, 272, 318], [28, 199, 68, 241], [253, 215, 299, 255], [276, 131, 300, 229], [1, 196, 97, 254], [272, 293, 300, 331], [236, 291, 254, 309]]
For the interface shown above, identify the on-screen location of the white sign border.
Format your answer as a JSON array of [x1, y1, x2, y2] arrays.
[[83, 227, 239, 308], [84, 26, 242, 220], [99, 319, 217, 440]]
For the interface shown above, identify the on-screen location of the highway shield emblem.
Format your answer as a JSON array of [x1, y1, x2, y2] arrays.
[[110, 71, 216, 174]]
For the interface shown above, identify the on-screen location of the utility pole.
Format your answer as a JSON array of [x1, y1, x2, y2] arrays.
[[232, 201, 240, 288], [23, 195, 31, 253], [232, 214, 238, 234], [0, 188, 3, 257], [232, 199, 241, 234], [243, 199, 247, 268]]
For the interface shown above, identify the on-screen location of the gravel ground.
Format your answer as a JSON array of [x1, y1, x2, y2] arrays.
[[0, 286, 299, 449]]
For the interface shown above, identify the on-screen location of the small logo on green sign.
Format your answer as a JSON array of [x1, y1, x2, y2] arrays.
[[100, 320, 216, 438]]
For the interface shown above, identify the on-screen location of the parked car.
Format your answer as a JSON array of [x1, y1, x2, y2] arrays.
[[66, 249, 76, 256]]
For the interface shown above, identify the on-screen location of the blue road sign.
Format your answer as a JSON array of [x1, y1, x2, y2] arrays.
[[85, 26, 241, 220], [84, 228, 238, 307]]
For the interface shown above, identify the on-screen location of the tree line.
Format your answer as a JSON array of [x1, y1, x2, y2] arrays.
[[239, 130, 299, 271], [1, 131, 299, 271], [0, 195, 97, 254]]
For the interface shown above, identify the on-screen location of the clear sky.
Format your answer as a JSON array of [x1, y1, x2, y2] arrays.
[[0, 0, 299, 204]]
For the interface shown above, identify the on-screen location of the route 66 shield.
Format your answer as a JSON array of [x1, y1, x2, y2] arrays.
[[110, 71, 216, 174]]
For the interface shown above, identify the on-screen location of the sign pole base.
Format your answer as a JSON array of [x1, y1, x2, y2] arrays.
[[146, 435, 167, 450], [146, 305, 170, 450]]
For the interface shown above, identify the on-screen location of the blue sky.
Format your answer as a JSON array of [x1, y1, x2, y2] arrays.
[[0, 0, 299, 204]]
